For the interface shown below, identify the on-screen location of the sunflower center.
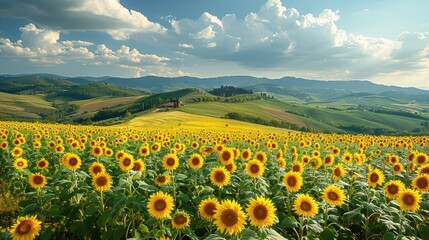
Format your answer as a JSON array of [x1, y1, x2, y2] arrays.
[[221, 209, 239, 227], [94, 148, 101, 154], [334, 168, 341, 176], [192, 157, 200, 165], [250, 164, 260, 173], [153, 145, 158, 150], [157, 176, 166, 183], [142, 149, 147, 154], [416, 178, 428, 189], [173, 215, 187, 225], [17, 220, 32, 234], [123, 158, 132, 166], [256, 154, 263, 161], [394, 165, 400, 171], [300, 201, 312, 211], [33, 176, 44, 185], [417, 156, 426, 164], [38, 161, 46, 168], [421, 168, 429, 174], [222, 151, 231, 160], [166, 158, 175, 166], [96, 176, 108, 186], [243, 152, 249, 158], [93, 166, 102, 174], [328, 191, 338, 200], [132, 163, 142, 171], [387, 185, 399, 194], [325, 157, 332, 164], [403, 194, 415, 205], [292, 165, 300, 172], [287, 177, 297, 187], [204, 203, 217, 216], [17, 161, 23, 167], [154, 199, 167, 211], [370, 173, 379, 182], [253, 205, 268, 220], [69, 157, 78, 166], [214, 171, 226, 182]]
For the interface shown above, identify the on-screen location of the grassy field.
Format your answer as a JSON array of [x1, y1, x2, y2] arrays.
[[118, 110, 292, 132], [179, 99, 427, 132], [72, 96, 145, 114], [0, 92, 54, 118]]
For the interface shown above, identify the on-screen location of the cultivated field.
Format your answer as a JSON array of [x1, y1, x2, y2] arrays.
[[0, 120, 428, 240]]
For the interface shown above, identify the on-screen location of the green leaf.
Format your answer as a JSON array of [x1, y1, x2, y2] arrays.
[[42, 205, 60, 217], [320, 226, 338, 240], [418, 224, 429, 240], [241, 229, 258, 240], [343, 207, 364, 221], [265, 228, 288, 240], [38, 229, 53, 240], [280, 215, 299, 229], [204, 234, 226, 240], [383, 232, 395, 240], [138, 223, 149, 234]]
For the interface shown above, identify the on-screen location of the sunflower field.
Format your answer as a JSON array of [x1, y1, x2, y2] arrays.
[[0, 121, 428, 240]]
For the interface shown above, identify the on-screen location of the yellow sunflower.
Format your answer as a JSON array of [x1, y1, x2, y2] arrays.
[[341, 152, 353, 165], [210, 166, 231, 188], [14, 157, 28, 171], [198, 197, 220, 220], [11, 147, 23, 157], [241, 148, 252, 161], [9, 215, 42, 240], [397, 188, 421, 212], [92, 172, 113, 192], [162, 153, 179, 171], [188, 153, 204, 169], [245, 159, 265, 178], [293, 194, 319, 218], [415, 152, 428, 165], [225, 162, 237, 174], [417, 164, 429, 175], [147, 191, 175, 219], [332, 164, 345, 181], [384, 180, 405, 200], [219, 148, 234, 165], [291, 162, 304, 174], [392, 162, 404, 174], [322, 185, 346, 206], [155, 175, 171, 186], [171, 211, 190, 230], [278, 158, 286, 169], [139, 144, 150, 157], [132, 159, 146, 172], [367, 168, 385, 188], [62, 153, 82, 171], [91, 146, 103, 157], [282, 171, 303, 193], [213, 199, 247, 235], [246, 196, 277, 228], [89, 162, 106, 178], [254, 150, 268, 164], [36, 158, 49, 170], [309, 157, 322, 170], [119, 153, 135, 171], [407, 151, 417, 162], [29, 173, 47, 189], [323, 154, 335, 166], [151, 142, 162, 153], [412, 174, 429, 192], [115, 150, 126, 161]]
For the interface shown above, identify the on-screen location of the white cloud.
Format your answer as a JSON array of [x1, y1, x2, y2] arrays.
[[167, 0, 428, 83], [0, 0, 166, 40], [0, 23, 170, 76], [179, 43, 194, 49]]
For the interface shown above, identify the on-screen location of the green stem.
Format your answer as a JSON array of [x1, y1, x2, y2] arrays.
[[399, 210, 404, 237], [299, 217, 305, 240]]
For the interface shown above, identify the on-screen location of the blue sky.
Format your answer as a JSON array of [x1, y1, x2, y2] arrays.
[[0, 0, 428, 88]]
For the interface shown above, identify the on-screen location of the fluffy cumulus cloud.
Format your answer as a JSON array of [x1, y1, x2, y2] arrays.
[[168, 0, 429, 81], [0, 23, 170, 76], [0, 0, 166, 40]]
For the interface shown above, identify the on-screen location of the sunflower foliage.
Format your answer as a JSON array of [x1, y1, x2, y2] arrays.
[[0, 121, 428, 240]]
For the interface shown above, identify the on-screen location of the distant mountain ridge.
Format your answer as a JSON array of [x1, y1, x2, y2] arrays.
[[1, 74, 429, 103]]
